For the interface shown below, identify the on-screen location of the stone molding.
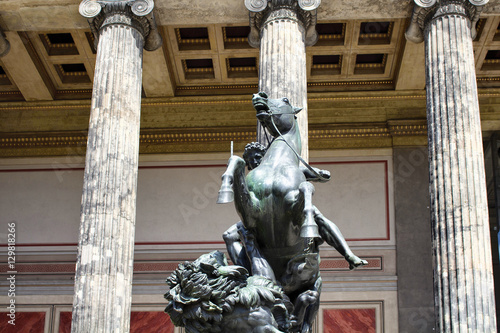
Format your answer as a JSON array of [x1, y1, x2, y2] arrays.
[[79, 0, 162, 51], [0, 29, 10, 57], [405, 0, 488, 43], [245, 0, 320, 47], [0, 121, 431, 157]]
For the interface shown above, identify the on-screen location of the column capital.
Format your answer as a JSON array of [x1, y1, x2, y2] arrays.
[[245, 0, 320, 47], [79, 0, 162, 51], [406, 0, 488, 43]]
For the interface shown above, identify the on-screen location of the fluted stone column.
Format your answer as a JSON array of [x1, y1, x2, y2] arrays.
[[71, 1, 161, 332], [406, 0, 496, 331], [246, 0, 320, 160]]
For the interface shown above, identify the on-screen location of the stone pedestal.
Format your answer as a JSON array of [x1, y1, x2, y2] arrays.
[[246, 0, 319, 160], [407, 0, 496, 331], [71, 1, 161, 332]]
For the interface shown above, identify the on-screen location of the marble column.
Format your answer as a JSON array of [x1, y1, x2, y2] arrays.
[[71, 1, 161, 332], [245, 0, 319, 161], [406, 0, 497, 331]]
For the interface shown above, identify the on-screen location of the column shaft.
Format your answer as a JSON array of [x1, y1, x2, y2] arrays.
[[425, 5, 496, 331], [71, 23, 144, 333], [259, 14, 308, 160]]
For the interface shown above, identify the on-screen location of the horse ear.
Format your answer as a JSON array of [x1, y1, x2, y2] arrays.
[[294, 107, 302, 114]]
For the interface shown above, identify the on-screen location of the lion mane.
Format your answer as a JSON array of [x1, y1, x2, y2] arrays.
[[164, 251, 290, 333]]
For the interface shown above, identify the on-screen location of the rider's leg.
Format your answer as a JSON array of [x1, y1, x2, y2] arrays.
[[223, 222, 251, 270], [237, 223, 276, 282], [313, 206, 368, 269]]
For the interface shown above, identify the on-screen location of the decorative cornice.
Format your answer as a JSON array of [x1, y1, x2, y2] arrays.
[[0, 121, 431, 157], [387, 120, 428, 136], [0, 128, 257, 155], [0, 93, 428, 112], [0, 29, 10, 57], [406, 0, 488, 43], [245, 0, 320, 47], [310, 125, 390, 139], [79, 0, 162, 51], [174, 80, 394, 94]]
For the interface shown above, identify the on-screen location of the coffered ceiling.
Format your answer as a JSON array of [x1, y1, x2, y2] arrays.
[[3, 15, 500, 100], [2, 2, 500, 157]]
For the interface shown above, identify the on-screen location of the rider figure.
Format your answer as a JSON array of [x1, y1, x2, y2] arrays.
[[242, 141, 266, 171]]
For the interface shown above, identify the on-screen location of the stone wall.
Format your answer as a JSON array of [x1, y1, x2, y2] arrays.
[[0, 149, 399, 331], [394, 147, 435, 332]]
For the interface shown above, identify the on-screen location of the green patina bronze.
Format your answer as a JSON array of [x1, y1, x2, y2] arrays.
[[165, 92, 367, 333]]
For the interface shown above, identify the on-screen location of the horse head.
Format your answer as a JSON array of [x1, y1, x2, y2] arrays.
[[252, 92, 302, 137]]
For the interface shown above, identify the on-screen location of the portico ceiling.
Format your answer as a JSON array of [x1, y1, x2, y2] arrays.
[[1, 1, 500, 157]]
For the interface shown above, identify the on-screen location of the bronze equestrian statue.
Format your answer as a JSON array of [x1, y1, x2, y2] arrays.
[[217, 92, 367, 333]]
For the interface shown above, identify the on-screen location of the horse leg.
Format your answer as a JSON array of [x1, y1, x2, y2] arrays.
[[298, 182, 320, 238], [217, 156, 245, 204], [290, 290, 318, 332], [314, 206, 368, 269], [298, 277, 322, 333], [290, 276, 322, 333], [218, 156, 258, 228]]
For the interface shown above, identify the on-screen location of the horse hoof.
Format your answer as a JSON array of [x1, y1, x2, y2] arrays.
[[300, 224, 319, 238], [217, 188, 234, 204]]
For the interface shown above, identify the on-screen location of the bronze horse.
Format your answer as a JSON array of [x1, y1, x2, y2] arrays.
[[218, 92, 367, 332]]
